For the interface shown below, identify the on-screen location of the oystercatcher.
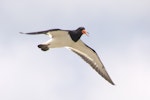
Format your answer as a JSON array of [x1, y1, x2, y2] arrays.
[[21, 27, 114, 85]]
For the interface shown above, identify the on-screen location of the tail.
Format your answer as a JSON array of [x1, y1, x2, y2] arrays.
[[38, 44, 49, 51]]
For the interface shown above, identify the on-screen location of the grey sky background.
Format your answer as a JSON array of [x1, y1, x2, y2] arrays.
[[0, 0, 150, 100]]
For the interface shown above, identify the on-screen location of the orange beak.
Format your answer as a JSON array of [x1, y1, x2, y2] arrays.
[[82, 29, 89, 36]]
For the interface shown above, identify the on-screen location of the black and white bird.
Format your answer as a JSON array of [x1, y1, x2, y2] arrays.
[[21, 27, 114, 85]]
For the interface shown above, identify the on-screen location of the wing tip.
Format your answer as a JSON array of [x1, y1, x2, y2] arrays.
[[105, 75, 115, 85], [102, 74, 115, 85], [19, 32, 41, 35], [109, 80, 115, 85], [19, 32, 31, 35], [19, 32, 24, 34]]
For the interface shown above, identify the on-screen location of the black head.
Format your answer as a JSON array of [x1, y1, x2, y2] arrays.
[[69, 27, 88, 42], [76, 27, 88, 36], [76, 27, 85, 32]]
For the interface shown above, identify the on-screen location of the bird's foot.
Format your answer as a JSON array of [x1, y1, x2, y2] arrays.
[[38, 44, 49, 51]]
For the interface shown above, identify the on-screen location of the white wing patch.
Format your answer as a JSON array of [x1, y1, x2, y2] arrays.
[[46, 31, 52, 38]]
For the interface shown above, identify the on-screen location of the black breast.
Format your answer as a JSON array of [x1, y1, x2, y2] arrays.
[[68, 31, 82, 42]]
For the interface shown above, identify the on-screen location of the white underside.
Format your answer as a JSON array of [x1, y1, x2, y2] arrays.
[[43, 30, 75, 48]]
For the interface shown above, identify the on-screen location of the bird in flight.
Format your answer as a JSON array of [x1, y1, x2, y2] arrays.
[[21, 27, 114, 85]]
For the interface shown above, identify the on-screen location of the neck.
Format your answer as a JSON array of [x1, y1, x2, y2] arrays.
[[68, 31, 82, 42]]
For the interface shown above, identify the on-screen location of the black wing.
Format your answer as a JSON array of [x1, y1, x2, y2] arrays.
[[20, 29, 61, 35]]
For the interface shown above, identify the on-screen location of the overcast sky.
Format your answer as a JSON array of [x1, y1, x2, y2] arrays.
[[0, 0, 150, 100]]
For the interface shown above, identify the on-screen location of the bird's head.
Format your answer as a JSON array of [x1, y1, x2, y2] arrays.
[[76, 27, 89, 36]]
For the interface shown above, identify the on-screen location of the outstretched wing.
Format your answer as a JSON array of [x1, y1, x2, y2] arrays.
[[20, 29, 61, 35], [68, 40, 114, 85]]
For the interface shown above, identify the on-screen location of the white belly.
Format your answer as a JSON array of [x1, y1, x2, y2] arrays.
[[46, 30, 75, 48]]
